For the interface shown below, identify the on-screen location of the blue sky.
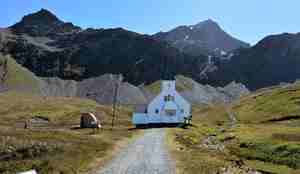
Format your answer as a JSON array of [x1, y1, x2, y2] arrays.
[[1, 1, 299, 45]]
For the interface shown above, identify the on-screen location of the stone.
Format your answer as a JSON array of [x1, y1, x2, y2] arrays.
[[80, 112, 101, 128]]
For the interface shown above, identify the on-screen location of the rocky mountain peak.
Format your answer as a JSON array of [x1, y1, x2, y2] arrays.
[[10, 9, 81, 37], [27, 8, 61, 23], [153, 19, 250, 56], [193, 19, 220, 30], [14, 9, 62, 27]]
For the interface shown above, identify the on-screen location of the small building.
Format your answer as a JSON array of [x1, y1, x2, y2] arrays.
[[80, 112, 101, 128], [132, 80, 191, 126]]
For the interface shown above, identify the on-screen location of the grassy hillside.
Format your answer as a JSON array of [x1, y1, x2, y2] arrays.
[[144, 75, 194, 94], [233, 83, 300, 123], [0, 92, 136, 174], [0, 54, 41, 93], [167, 82, 300, 174]]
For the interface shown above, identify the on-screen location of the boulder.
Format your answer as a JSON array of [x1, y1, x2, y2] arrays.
[[80, 113, 101, 128]]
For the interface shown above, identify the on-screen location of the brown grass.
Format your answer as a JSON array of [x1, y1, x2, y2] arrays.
[[0, 91, 138, 174]]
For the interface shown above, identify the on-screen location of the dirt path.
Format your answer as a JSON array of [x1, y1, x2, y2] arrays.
[[97, 128, 175, 174]]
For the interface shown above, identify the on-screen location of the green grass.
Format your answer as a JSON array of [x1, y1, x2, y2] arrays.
[[144, 75, 194, 94], [226, 124, 300, 171], [246, 160, 300, 174], [167, 104, 233, 174], [167, 125, 230, 174], [233, 83, 300, 123], [191, 104, 230, 126], [167, 82, 300, 174], [0, 91, 136, 174], [0, 54, 41, 93]]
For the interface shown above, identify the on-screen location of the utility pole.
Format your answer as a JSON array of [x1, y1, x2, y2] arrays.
[[111, 75, 122, 129]]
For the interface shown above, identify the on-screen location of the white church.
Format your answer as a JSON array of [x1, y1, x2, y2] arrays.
[[132, 80, 191, 126]]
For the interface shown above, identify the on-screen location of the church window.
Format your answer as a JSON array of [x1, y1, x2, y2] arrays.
[[164, 96, 168, 101]]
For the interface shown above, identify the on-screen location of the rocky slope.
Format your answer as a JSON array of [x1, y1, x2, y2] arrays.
[[0, 54, 147, 104], [0, 9, 207, 86], [144, 75, 250, 104], [2, 9, 299, 91], [202, 33, 300, 90], [153, 19, 250, 56], [11, 9, 81, 37], [0, 53, 247, 105], [40, 75, 147, 105]]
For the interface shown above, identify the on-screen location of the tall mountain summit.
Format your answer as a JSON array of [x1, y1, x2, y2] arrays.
[[1, 9, 300, 90], [153, 19, 250, 56], [11, 9, 81, 37], [0, 9, 207, 85]]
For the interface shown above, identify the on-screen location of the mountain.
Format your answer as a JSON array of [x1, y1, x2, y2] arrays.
[[1, 9, 300, 91], [143, 75, 249, 104], [202, 33, 300, 90], [153, 19, 250, 56], [11, 9, 81, 37], [0, 53, 247, 105], [0, 9, 207, 86], [0, 53, 147, 104]]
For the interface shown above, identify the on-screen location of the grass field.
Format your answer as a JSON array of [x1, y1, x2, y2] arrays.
[[167, 82, 300, 174], [145, 75, 194, 94], [0, 54, 41, 94], [0, 91, 137, 174]]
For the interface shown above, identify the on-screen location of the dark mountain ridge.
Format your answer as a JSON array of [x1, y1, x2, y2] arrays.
[[202, 32, 300, 90], [11, 9, 81, 37], [1, 9, 300, 90], [1, 9, 207, 86], [153, 19, 250, 56]]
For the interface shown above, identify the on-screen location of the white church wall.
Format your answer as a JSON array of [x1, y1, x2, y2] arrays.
[[132, 80, 191, 125]]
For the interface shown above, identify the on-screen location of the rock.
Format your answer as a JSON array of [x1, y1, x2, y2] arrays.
[[80, 112, 101, 128], [201, 136, 225, 151], [174, 75, 249, 104], [29, 116, 50, 124], [38, 74, 147, 105]]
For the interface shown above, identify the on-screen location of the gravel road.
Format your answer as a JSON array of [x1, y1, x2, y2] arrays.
[[98, 128, 175, 174]]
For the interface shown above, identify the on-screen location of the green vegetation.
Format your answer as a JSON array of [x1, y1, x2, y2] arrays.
[[167, 124, 231, 174], [0, 92, 136, 174], [168, 82, 300, 174], [145, 75, 194, 94], [233, 84, 300, 123], [0, 54, 41, 93]]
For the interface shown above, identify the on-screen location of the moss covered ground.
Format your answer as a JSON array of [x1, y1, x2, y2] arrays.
[[0, 91, 137, 174], [167, 82, 300, 174]]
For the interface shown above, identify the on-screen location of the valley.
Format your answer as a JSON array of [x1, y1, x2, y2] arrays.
[[0, 7, 300, 174]]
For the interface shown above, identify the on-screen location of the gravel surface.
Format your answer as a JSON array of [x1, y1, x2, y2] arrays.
[[98, 128, 175, 174]]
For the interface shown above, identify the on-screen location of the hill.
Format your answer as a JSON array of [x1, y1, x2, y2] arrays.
[[203, 33, 300, 90], [0, 54, 41, 93], [167, 81, 300, 174], [143, 75, 249, 104], [153, 19, 250, 56]]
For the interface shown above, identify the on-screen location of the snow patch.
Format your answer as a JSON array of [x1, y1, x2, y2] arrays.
[[184, 35, 189, 41]]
